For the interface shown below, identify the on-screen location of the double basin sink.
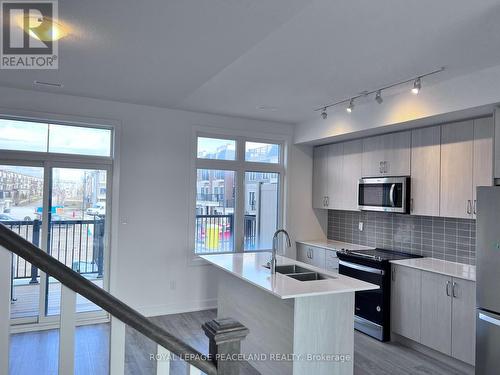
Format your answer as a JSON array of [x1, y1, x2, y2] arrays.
[[264, 264, 335, 282]]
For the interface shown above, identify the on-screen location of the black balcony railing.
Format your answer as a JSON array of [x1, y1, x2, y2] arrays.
[[2, 219, 105, 282], [195, 214, 256, 253]]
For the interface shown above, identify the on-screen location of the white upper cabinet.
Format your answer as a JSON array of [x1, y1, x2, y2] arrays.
[[410, 126, 441, 216], [440, 121, 474, 219], [312, 141, 361, 211], [312, 145, 329, 209], [440, 118, 493, 219], [340, 139, 362, 211], [362, 131, 411, 177], [312, 117, 492, 216], [472, 117, 494, 218], [326, 143, 344, 209]]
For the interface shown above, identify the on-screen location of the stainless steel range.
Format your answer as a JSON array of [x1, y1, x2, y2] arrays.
[[337, 248, 422, 341]]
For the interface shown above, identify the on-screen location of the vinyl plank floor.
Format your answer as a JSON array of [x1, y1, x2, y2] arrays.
[[10, 309, 469, 375]]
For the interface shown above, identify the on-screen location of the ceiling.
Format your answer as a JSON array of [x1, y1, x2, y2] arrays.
[[1, 0, 500, 124]]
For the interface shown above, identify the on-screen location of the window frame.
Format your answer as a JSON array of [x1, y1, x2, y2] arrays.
[[190, 128, 287, 260], [0, 108, 120, 332], [0, 114, 114, 162]]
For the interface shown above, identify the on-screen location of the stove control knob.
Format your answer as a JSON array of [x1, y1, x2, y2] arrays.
[[376, 306, 381, 312]]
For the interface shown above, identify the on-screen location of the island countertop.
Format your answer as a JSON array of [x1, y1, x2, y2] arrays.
[[201, 252, 378, 299]]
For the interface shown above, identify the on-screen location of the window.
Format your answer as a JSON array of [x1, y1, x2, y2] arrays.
[[0, 119, 48, 152], [245, 141, 280, 163], [0, 118, 112, 157], [194, 134, 284, 254], [244, 172, 280, 250], [48, 124, 111, 156], [195, 170, 235, 253], [0, 116, 114, 326], [197, 137, 236, 160]]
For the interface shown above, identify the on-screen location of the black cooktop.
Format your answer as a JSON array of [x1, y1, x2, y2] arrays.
[[338, 248, 421, 262]]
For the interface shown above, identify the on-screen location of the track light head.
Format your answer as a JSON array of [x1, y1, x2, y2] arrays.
[[346, 99, 354, 113], [375, 90, 383, 104], [412, 77, 421, 95], [321, 108, 328, 120]]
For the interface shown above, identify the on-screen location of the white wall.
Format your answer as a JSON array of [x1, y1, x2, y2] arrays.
[[295, 64, 500, 145], [0, 86, 325, 315]]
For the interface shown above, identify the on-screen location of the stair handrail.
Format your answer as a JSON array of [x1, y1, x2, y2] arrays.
[[0, 223, 218, 375]]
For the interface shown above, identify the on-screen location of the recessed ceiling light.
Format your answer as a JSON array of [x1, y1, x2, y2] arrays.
[[33, 80, 63, 88], [16, 15, 71, 42]]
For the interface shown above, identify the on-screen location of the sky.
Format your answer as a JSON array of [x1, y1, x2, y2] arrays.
[[0, 119, 111, 156]]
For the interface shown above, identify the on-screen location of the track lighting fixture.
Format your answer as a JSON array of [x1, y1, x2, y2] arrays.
[[411, 77, 421, 95], [346, 99, 354, 113], [314, 67, 444, 115]]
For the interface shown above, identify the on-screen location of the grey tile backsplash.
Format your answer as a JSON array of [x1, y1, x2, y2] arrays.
[[328, 210, 476, 265]]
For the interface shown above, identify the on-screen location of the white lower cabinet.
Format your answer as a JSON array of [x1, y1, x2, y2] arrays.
[[420, 271, 452, 355], [391, 265, 476, 366], [325, 251, 339, 272], [451, 278, 476, 365], [391, 265, 422, 342], [296, 243, 326, 269]]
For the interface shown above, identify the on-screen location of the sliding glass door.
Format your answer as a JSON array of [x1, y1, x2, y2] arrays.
[[45, 167, 108, 316], [1, 164, 44, 322], [3, 163, 111, 324]]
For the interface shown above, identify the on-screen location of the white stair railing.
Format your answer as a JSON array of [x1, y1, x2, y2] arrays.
[[0, 224, 249, 375]]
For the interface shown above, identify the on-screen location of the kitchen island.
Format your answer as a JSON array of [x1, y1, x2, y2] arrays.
[[201, 252, 378, 375]]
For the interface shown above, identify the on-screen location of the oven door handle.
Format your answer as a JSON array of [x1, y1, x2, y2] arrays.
[[389, 183, 396, 207], [339, 260, 385, 275]]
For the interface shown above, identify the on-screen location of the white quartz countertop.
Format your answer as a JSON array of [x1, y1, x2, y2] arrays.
[[296, 239, 375, 252], [390, 257, 476, 281], [200, 252, 379, 299]]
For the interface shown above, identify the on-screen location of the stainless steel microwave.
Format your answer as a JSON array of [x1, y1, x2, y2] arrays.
[[358, 177, 410, 213]]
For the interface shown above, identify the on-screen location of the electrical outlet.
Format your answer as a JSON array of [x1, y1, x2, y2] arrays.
[[359, 222, 364, 232]]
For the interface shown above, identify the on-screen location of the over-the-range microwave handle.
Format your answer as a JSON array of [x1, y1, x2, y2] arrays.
[[339, 260, 385, 275], [389, 183, 396, 207]]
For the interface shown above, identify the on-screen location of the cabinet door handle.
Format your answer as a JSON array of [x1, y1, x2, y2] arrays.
[[473, 200, 477, 215], [384, 161, 389, 174], [379, 161, 384, 174], [310, 249, 314, 259], [391, 268, 396, 281], [326, 196, 329, 207], [410, 198, 414, 213], [446, 281, 451, 297], [466, 200, 472, 215], [452, 282, 458, 298]]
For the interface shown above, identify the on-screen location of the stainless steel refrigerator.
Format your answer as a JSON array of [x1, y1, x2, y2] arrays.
[[476, 187, 500, 374]]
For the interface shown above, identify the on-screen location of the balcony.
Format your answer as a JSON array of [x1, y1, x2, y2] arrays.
[[3, 219, 105, 319], [195, 214, 256, 253]]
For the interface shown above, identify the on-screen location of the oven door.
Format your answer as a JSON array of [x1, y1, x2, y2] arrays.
[[358, 177, 409, 213], [338, 260, 385, 325]]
